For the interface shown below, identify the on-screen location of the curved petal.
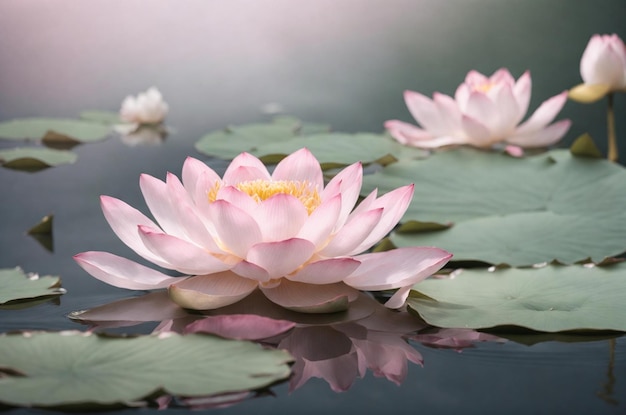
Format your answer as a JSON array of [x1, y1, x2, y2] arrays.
[[464, 91, 497, 132], [297, 194, 342, 249], [215, 185, 259, 214], [491, 83, 520, 135], [321, 162, 363, 229], [513, 70, 532, 120], [489, 68, 515, 85], [184, 314, 295, 340], [181, 157, 220, 199], [345, 185, 414, 255], [507, 119, 571, 148], [515, 91, 568, 135], [433, 92, 462, 131], [223, 152, 270, 184], [208, 200, 263, 258], [139, 174, 185, 239], [261, 280, 359, 313], [581, 35, 626, 88], [74, 251, 182, 290], [100, 195, 172, 268], [404, 90, 446, 133], [231, 260, 270, 282], [246, 238, 316, 279], [319, 208, 383, 257], [287, 257, 361, 284], [138, 225, 231, 275], [385, 119, 433, 145], [253, 194, 309, 242], [168, 272, 258, 310], [272, 148, 324, 190], [461, 115, 492, 147], [384, 285, 413, 309], [344, 247, 452, 291]]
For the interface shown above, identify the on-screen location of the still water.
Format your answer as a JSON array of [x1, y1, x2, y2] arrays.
[[1, 1, 625, 414]]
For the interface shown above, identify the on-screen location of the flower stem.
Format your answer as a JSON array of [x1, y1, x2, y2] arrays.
[[607, 93, 618, 162]]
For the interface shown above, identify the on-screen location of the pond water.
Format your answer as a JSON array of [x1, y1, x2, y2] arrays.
[[1, 1, 626, 414]]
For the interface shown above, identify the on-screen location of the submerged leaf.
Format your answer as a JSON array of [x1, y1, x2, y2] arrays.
[[0, 331, 293, 408], [363, 148, 626, 266], [0, 118, 110, 143], [569, 133, 603, 158], [0, 147, 77, 171], [0, 267, 64, 306], [407, 264, 626, 332]]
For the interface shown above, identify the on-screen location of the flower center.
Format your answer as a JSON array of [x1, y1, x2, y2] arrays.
[[209, 179, 321, 214], [473, 82, 494, 93]]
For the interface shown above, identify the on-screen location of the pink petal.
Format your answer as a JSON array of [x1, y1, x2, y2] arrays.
[[433, 92, 462, 131], [181, 157, 220, 200], [320, 162, 363, 228], [464, 70, 489, 86], [345, 185, 414, 255], [215, 185, 259, 213], [507, 119, 571, 148], [74, 251, 183, 290], [403, 90, 446, 133], [138, 225, 231, 275], [344, 247, 452, 291], [463, 91, 497, 132], [581, 35, 626, 88], [223, 152, 270, 184], [246, 238, 316, 279], [253, 194, 309, 242], [261, 280, 359, 313], [184, 314, 295, 340], [384, 285, 413, 309], [287, 258, 361, 285], [319, 208, 383, 257], [139, 174, 185, 239], [489, 68, 516, 85], [272, 148, 324, 191], [461, 115, 492, 147], [231, 260, 270, 282], [100, 195, 172, 268], [515, 91, 569, 134], [385, 119, 433, 145], [207, 200, 263, 258], [297, 194, 342, 248], [168, 272, 258, 310], [491, 83, 520, 135], [513, 71, 532, 120], [289, 351, 358, 393]]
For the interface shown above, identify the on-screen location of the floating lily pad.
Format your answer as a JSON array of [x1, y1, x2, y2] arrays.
[[0, 147, 77, 171], [253, 132, 427, 168], [363, 148, 626, 266], [0, 118, 111, 145], [0, 331, 292, 408], [79, 110, 120, 125], [407, 264, 626, 332], [195, 120, 303, 160], [0, 267, 64, 306]]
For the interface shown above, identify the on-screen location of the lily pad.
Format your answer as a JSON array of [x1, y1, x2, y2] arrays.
[[363, 148, 626, 266], [79, 110, 120, 125], [0, 331, 292, 408], [0, 118, 111, 144], [0, 267, 64, 306], [254, 132, 427, 168], [407, 264, 626, 332], [195, 120, 303, 160], [0, 147, 77, 171]]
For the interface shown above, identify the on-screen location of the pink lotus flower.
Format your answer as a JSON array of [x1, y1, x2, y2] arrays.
[[119, 87, 168, 125], [74, 148, 451, 313], [386, 69, 571, 150], [570, 34, 626, 103]]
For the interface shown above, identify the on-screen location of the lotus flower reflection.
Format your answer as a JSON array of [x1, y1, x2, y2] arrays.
[[74, 149, 451, 313], [386, 68, 571, 151]]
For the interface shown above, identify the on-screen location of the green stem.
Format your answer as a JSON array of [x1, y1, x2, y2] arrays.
[[607, 93, 618, 162]]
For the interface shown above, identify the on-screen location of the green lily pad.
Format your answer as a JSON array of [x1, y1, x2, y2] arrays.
[[79, 110, 120, 125], [407, 264, 626, 332], [0, 267, 64, 306], [0, 118, 111, 145], [363, 148, 626, 266], [0, 331, 292, 408], [253, 132, 427, 168], [195, 120, 303, 160], [0, 147, 77, 171]]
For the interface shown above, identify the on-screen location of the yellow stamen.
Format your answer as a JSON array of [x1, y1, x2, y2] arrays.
[[474, 82, 494, 93], [208, 179, 321, 214]]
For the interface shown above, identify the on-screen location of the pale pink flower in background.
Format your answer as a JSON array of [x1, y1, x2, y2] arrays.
[[119, 87, 169, 125], [74, 148, 451, 313], [386, 69, 571, 151], [570, 34, 626, 103]]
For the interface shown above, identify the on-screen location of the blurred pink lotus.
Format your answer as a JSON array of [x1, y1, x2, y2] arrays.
[[74, 148, 451, 313], [119, 87, 169, 125], [386, 69, 571, 150], [570, 34, 626, 103]]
